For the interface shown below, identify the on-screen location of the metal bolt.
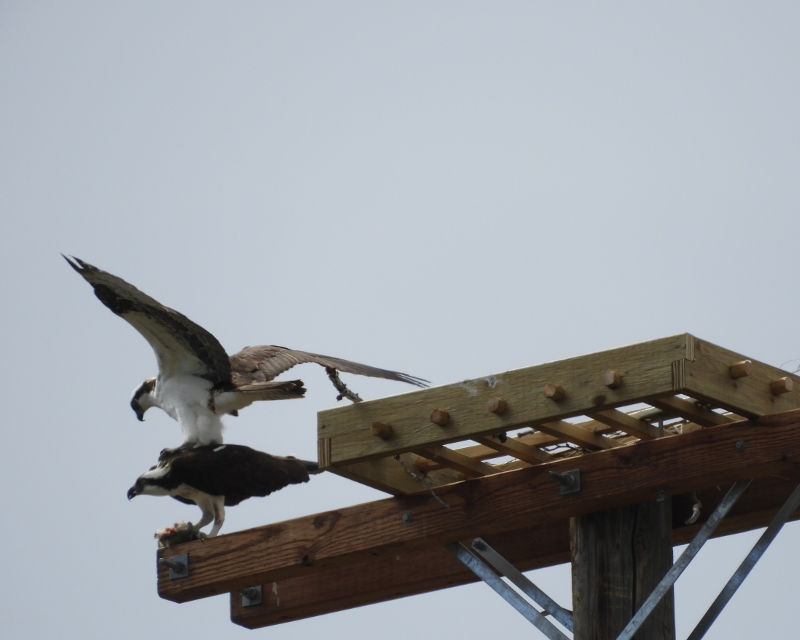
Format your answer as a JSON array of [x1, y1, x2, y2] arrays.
[[402, 512, 413, 524], [159, 557, 186, 573], [240, 585, 263, 607], [735, 441, 746, 452]]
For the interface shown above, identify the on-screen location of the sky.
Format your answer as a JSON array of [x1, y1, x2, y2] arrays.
[[2, 2, 800, 638]]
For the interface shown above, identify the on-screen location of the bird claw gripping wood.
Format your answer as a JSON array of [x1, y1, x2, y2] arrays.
[[325, 367, 363, 403]]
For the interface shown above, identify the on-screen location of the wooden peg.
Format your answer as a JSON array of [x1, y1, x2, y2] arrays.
[[729, 360, 753, 379], [370, 421, 394, 440], [430, 409, 450, 426], [602, 370, 622, 389], [770, 377, 793, 395], [488, 398, 507, 414], [543, 384, 565, 401]]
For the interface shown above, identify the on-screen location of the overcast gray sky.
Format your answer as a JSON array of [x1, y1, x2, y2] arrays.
[[2, 2, 800, 638]]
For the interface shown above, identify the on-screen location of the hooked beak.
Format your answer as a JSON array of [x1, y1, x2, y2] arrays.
[[131, 401, 145, 422], [127, 486, 138, 500]]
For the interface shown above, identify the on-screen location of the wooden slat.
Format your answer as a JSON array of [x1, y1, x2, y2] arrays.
[[536, 420, 623, 449], [416, 433, 562, 472], [472, 435, 554, 464], [159, 408, 800, 604], [328, 453, 464, 495], [415, 445, 501, 476], [230, 470, 800, 628], [649, 395, 734, 428], [319, 334, 690, 465], [590, 409, 660, 440], [684, 339, 800, 418]]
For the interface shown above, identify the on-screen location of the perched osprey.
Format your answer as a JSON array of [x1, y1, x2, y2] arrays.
[[127, 444, 319, 537], [65, 256, 427, 446]]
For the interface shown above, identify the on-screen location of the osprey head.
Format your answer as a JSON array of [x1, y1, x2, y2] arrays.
[[131, 377, 157, 421], [128, 464, 172, 500]]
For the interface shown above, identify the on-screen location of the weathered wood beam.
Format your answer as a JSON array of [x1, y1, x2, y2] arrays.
[[158, 409, 800, 604], [230, 471, 800, 629], [571, 499, 675, 640], [682, 339, 800, 418], [319, 334, 691, 465]]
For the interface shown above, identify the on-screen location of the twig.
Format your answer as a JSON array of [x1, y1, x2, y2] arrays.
[[325, 367, 363, 403], [394, 455, 450, 508]]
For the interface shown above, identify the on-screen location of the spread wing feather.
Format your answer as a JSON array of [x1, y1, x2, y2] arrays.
[[229, 345, 428, 388], [64, 256, 231, 383]]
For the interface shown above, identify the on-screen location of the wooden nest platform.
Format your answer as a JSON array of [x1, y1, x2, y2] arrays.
[[156, 334, 800, 634], [318, 334, 800, 494]]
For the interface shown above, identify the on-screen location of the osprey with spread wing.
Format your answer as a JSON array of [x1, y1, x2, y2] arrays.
[[65, 256, 427, 446]]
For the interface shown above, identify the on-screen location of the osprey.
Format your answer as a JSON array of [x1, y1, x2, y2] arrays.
[[127, 444, 320, 537], [65, 256, 427, 446]]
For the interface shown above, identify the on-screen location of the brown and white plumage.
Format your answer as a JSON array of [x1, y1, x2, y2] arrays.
[[128, 444, 320, 537], [65, 256, 427, 445]]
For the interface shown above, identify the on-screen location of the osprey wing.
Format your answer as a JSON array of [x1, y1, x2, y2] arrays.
[[64, 256, 231, 383], [229, 345, 428, 388], [165, 445, 314, 505]]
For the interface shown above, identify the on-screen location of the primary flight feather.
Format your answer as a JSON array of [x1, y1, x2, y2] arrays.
[[65, 256, 427, 446]]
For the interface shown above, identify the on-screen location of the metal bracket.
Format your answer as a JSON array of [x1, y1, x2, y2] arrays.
[[240, 586, 263, 607], [471, 538, 573, 632], [445, 542, 570, 640], [616, 479, 752, 640], [547, 469, 580, 494], [158, 554, 188, 579]]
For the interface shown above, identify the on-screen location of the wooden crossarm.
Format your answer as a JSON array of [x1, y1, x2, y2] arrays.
[[158, 408, 800, 604], [230, 469, 800, 629]]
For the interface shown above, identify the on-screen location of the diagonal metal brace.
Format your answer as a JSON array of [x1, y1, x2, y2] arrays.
[[445, 542, 569, 640], [471, 538, 573, 632], [687, 480, 800, 640], [616, 479, 752, 640]]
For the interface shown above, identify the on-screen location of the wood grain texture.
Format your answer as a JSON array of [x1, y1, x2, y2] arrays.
[[159, 408, 800, 604], [319, 334, 690, 465], [683, 339, 800, 418], [571, 499, 674, 640], [229, 472, 800, 629]]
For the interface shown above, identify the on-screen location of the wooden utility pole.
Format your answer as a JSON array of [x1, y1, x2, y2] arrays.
[[572, 498, 674, 640]]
